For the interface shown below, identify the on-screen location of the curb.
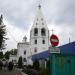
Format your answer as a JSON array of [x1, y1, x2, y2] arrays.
[[22, 72, 27, 75]]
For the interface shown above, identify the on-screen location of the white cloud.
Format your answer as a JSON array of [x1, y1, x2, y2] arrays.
[[48, 23, 75, 46], [3, 18, 30, 52]]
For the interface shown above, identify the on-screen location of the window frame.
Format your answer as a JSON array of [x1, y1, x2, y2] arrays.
[[42, 39, 45, 44], [24, 50, 26, 55], [41, 28, 46, 36], [34, 28, 38, 36], [24, 58, 26, 62], [34, 39, 37, 44]]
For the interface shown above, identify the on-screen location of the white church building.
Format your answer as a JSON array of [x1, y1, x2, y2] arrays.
[[17, 5, 50, 65]]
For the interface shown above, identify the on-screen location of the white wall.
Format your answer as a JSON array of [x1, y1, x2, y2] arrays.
[[17, 42, 33, 65], [30, 7, 50, 55]]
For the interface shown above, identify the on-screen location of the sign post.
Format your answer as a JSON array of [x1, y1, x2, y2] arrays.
[[50, 34, 60, 53], [49, 34, 60, 75]]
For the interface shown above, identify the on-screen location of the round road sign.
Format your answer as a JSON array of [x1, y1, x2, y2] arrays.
[[50, 34, 59, 46]]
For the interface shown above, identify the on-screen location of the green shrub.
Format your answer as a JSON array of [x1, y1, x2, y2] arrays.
[[33, 60, 40, 70], [18, 56, 23, 68]]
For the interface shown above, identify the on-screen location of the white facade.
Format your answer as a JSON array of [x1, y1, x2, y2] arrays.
[[17, 5, 49, 65], [17, 36, 32, 65], [30, 5, 49, 55]]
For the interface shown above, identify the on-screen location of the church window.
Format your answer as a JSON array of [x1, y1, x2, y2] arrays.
[[41, 28, 46, 36], [24, 58, 26, 62], [34, 39, 37, 44], [24, 50, 26, 55], [34, 48, 37, 52], [42, 40, 45, 44], [41, 18, 43, 21], [42, 22, 44, 25], [34, 28, 38, 36]]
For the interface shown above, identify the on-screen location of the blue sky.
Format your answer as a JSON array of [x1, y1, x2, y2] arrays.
[[0, 0, 75, 51]]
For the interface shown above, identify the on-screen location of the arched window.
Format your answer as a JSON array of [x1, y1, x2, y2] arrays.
[[42, 22, 44, 25], [42, 40, 45, 44], [24, 58, 26, 62], [24, 50, 26, 55], [41, 28, 46, 36], [34, 39, 37, 44], [34, 28, 38, 36]]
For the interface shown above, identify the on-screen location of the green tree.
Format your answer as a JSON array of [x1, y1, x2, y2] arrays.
[[10, 49, 14, 55], [10, 49, 17, 55], [33, 60, 39, 70], [18, 56, 23, 68], [4, 51, 10, 59], [14, 49, 17, 55], [0, 51, 3, 59], [0, 14, 6, 50]]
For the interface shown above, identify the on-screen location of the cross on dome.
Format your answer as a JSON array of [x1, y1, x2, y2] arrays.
[[23, 36, 27, 43]]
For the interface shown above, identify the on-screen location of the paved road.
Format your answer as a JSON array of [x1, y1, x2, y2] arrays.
[[0, 69, 22, 75]]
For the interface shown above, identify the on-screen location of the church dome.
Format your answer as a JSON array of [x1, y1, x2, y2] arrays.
[[23, 36, 27, 42]]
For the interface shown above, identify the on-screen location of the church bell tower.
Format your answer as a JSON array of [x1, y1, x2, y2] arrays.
[[30, 4, 49, 55]]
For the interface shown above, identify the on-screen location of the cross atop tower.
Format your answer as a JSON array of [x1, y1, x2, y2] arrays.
[[38, 4, 41, 9], [51, 29, 54, 34]]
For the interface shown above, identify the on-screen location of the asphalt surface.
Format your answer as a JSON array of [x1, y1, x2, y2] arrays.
[[0, 69, 22, 75]]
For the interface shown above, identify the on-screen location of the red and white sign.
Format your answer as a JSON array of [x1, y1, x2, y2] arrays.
[[50, 34, 59, 46]]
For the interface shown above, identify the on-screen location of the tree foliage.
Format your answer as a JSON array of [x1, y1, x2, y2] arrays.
[[0, 14, 6, 50], [18, 56, 23, 68], [0, 51, 3, 59], [10, 49, 17, 55], [4, 49, 17, 59], [33, 60, 39, 70], [4, 51, 10, 59]]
